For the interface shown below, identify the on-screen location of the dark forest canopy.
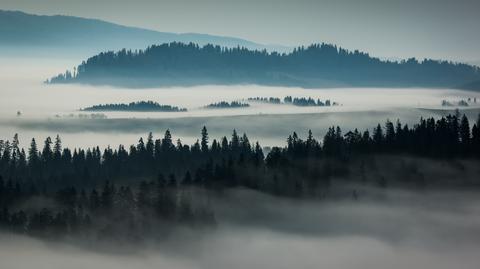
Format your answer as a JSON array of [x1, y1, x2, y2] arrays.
[[47, 42, 480, 89], [0, 112, 479, 192], [81, 101, 187, 112], [1, 113, 480, 239], [205, 101, 249, 109]]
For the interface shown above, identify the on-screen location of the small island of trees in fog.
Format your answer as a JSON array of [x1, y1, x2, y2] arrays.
[[47, 42, 480, 89], [81, 101, 187, 112], [442, 97, 477, 107], [0, 112, 479, 240], [205, 101, 250, 109], [247, 96, 337, 106]]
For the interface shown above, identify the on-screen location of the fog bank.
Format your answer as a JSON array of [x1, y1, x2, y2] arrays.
[[2, 189, 480, 269]]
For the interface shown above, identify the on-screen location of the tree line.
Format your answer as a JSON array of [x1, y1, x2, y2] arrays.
[[0, 113, 479, 239], [0, 113, 479, 190]]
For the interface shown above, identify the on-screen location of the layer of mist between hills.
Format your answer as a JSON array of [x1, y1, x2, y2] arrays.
[[2, 108, 478, 150], [9, 108, 480, 133]]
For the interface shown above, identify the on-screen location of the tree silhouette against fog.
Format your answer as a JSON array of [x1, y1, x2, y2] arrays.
[[0, 113, 480, 238]]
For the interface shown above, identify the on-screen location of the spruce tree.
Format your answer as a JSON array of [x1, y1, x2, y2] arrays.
[[201, 126, 209, 153]]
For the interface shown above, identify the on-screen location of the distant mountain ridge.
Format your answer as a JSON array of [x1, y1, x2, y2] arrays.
[[48, 42, 480, 89], [0, 10, 285, 56]]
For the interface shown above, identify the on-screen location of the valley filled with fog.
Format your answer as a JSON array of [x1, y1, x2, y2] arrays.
[[2, 2, 480, 269], [1, 56, 480, 269], [1, 57, 479, 149]]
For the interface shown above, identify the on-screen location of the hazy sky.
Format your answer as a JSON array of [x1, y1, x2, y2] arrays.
[[1, 0, 479, 62]]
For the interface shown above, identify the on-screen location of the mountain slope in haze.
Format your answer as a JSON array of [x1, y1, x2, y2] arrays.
[[0, 10, 281, 56], [461, 80, 480, 91], [48, 42, 480, 89]]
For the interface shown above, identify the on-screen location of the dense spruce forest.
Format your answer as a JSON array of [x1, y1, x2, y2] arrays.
[[47, 42, 480, 88], [81, 101, 187, 112], [1, 113, 479, 240]]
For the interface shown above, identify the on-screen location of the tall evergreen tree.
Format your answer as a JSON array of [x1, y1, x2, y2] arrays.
[[201, 126, 209, 153], [460, 114, 471, 146], [53, 135, 62, 161], [42, 137, 53, 163], [231, 129, 240, 151], [162, 130, 173, 152], [385, 120, 395, 149], [11, 134, 20, 164], [28, 138, 39, 164], [146, 132, 154, 157], [254, 142, 265, 166], [373, 124, 384, 148]]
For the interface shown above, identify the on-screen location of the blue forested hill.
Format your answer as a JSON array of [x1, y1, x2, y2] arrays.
[[461, 80, 480, 91], [49, 42, 480, 89], [0, 10, 273, 56]]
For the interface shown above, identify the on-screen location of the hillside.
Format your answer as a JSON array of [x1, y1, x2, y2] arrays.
[[48, 42, 480, 89], [0, 10, 272, 56], [461, 79, 480, 91]]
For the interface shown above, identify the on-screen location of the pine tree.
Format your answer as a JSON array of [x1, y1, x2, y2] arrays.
[[241, 133, 251, 153], [254, 142, 264, 166], [0, 140, 4, 160], [373, 124, 384, 148], [201, 126, 209, 153], [306, 130, 314, 147], [146, 132, 154, 157], [385, 120, 395, 149], [471, 114, 480, 155], [459, 114, 471, 146], [230, 129, 240, 151], [137, 137, 146, 152], [18, 149, 27, 171], [472, 124, 480, 155], [42, 137, 53, 163], [162, 129, 173, 151], [1, 141, 10, 165], [11, 134, 19, 164], [53, 135, 62, 161], [221, 136, 229, 152]]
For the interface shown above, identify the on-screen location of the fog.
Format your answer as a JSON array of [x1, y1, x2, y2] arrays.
[[1, 57, 479, 149], [2, 188, 480, 269], [7, 109, 480, 150]]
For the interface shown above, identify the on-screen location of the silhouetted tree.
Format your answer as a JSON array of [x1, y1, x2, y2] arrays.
[[201, 126, 209, 153]]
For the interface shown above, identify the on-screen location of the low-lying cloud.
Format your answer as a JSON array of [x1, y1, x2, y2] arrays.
[[2, 188, 480, 269]]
